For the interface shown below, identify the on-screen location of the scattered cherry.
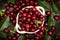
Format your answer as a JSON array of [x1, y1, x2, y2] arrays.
[[4, 28, 9, 33], [54, 15, 59, 21]]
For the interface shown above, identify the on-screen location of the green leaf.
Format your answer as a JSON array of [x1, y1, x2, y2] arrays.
[[52, 2, 60, 14], [48, 10, 55, 29], [37, 1, 51, 9], [0, 32, 7, 38], [8, 0, 15, 4], [0, 16, 10, 31], [17, 35, 25, 40]]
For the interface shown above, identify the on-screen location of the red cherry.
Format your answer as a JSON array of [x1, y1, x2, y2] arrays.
[[25, 24, 30, 29], [51, 26, 56, 31], [10, 12, 14, 16], [15, 33, 20, 37], [40, 15, 44, 19], [45, 11, 51, 16], [54, 15, 59, 20], [35, 11, 39, 15], [35, 36, 39, 40], [39, 31, 44, 35], [21, 3, 25, 7], [19, 21, 22, 25], [14, 5, 17, 8], [32, 15, 36, 20], [16, 7, 19, 11], [4, 28, 9, 33], [24, 8, 29, 12], [6, 6, 10, 10], [26, 38, 30, 40], [27, 18, 31, 22], [34, 2, 38, 6], [19, 10, 24, 13], [10, 16, 13, 21], [22, 17, 26, 21], [30, 1, 34, 5], [21, 27, 25, 31], [6, 10, 10, 14], [39, 27, 45, 31], [27, 14, 31, 18], [48, 30, 53, 36], [26, 0, 29, 2], [19, 0, 23, 3], [3, 14, 8, 17], [7, 35, 12, 40], [22, 13, 27, 17], [44, 22, 48, 27], [12, 20, 16, 25], [54, 34, 59, 40], [26, 3, 29, 6], [29, 12, 33, 15], [32, 8, 37, 12], [9, 4, 13, 7], [12, 36, 16, 40]]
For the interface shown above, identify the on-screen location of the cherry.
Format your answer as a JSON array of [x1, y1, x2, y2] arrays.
[[6, 6, 10, 10], [35, 11, 39, 15], [35, 36, 39, 40], [9, 4, 13, 7], [3, 14, 8, 17], [27, 14, 31, 18], [51, 26, 56, 31], [10, 12, 14, 16], [34, 2, 38, 6], [22, 13, 27, 17], [4, 28, 9, 33], [39, 27, 45, 31], [32, 16, 36, 20], [13, 5, 17, 8], [24, 8, 29, 12], [54, 34, 59, 40], [12, 20, 16, 25], [22, 17, 26, 21], [45, 11, 51, 16], [39, 31, 44, 35], [19, 10, 24, 13], [29, 12, 33, 15], [9, 16, 13, 21], [12, 36, 16, 40], [21, 3, 26, 7], [30, 1, 34, 5], [25, 24, 30, 29], [6, 10, 10, 14], [7, 35, 12, 40], [15, 33, 20, 38], [27, 18, 31, 22], [40, 15, 44, 19], [54, 15, 59, 21], [26, 0, 29, 2], [32, 8, 37, 12], [48, 30, 53, 36], [44, 22, 48, 27]]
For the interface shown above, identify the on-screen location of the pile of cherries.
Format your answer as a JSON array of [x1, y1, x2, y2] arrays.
[[0, 0, 59, 40], [18, 7, 44, 32]]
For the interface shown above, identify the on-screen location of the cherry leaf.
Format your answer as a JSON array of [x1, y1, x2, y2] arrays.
[[0, 32, 7, 38], [17, 35, 25, 40], [0, 16, 10, 31], [37, 1, 51, 10]]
